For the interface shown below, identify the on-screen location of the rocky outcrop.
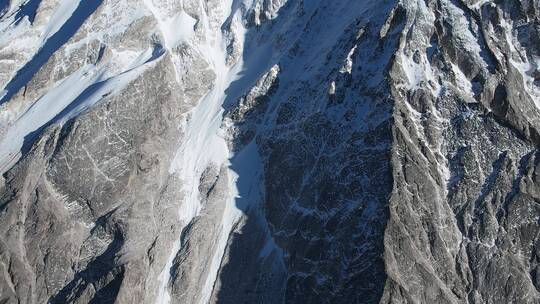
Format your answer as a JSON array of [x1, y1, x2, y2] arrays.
[[0, 0, 538, 304]]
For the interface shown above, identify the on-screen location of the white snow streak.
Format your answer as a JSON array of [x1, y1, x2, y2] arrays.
[[0, 47, 158, 174], [155, 2, 250, 304], [143, 0, 196, 50], [41, 0, 79, 43]]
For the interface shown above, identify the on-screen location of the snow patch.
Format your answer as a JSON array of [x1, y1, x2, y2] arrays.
[[471, 0, 493, 11], [401, 52, 423, 90], [328, 81, 336, 95], [400, 51, 441, 96], [162, 11, 196, 48], [512, 58, 540, 109], [0, 65, 100, 173], [340, 45, 357, 74], [442, 0, 486, 68], [143, 0, 195, 49], [155, 2, 250, 304], [450, 62, 474, 99], [41, 0, 79, 43], [0, 47, 160, 174]]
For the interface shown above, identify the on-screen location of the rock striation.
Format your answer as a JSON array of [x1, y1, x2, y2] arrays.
[[0, 0, 538, 303]]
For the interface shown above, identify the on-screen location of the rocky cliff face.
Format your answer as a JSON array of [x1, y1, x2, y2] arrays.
[[0, 0, 538, 303]]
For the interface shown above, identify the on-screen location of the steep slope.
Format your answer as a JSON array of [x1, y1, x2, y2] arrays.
[[0, 0, 538, 304], [384, 1, 540, 303]]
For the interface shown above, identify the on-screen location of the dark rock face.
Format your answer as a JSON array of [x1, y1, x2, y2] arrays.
[[226, 3, 397, 303], [0, 0, 539, 304]]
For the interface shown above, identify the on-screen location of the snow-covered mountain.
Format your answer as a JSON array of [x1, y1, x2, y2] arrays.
[[0, 0, 539, 303]]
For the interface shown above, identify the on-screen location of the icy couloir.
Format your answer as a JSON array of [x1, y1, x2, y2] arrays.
[[0, 0, 539, 303]]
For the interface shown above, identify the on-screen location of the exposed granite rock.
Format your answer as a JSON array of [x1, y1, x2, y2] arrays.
[[0, 0, 538, 303]]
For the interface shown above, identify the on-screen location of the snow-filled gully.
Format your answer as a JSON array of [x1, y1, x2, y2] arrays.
[[155, 3, 248, 304]]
